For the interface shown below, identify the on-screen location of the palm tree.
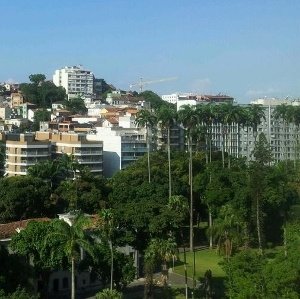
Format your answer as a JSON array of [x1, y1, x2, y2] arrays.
[[178, 105, 198, 251], [168, 195, 189, 299], [135, 109, 157, 183], [157, 105, 177, 198], [50, 214, 94, 299], [212, 104, 227, 168], [98, 209, 114, 291], [28, 160, 62, 190], [273, 104, 295, 162], [248, 104, 266, 143]]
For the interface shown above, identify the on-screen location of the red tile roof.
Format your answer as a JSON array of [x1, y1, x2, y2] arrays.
[[0, 218, 50, 239]]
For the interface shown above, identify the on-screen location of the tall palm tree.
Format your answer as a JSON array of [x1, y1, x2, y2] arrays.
[[273, 104, 295, 162], [50, 214, 94, 299], [248, 104, 266, 143], [221, 103, 243, 168], [212, 104, 227, 168], [135, 109, 157, 183], [157, 105, 177, 198], [99, 209, 114, 290], [168, 195, 189, 299], [178, 105, 198, 251]]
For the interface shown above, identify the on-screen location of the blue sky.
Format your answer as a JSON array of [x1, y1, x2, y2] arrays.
[[1, 0, 299, 103]]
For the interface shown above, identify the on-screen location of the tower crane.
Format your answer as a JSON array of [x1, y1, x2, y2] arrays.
[[129, 77, 177, 92]]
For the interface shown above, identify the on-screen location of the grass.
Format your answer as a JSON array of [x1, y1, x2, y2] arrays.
[[174, 248, 225, 280]]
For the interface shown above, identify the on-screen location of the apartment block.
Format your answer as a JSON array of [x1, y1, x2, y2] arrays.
[[1, 133, 51, 176], [53, 65, 94, 99], [87, 127, 147, 177], [36, 132, 103, 175]]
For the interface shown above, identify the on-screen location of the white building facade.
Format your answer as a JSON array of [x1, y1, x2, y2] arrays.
[[53, 66, 94, 99]]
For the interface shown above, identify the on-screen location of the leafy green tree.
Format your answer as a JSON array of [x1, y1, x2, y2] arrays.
[[29, 74, 46, 85], [19, 74, 66, 107], [32, 109, 51, 131], [83, 243, 135, 291], [0, 176, 51, 222], [65, 97, 87, 115], [139, 90, 172, 110], [222, 250, 267, 299], [10, 220, 67, 298]]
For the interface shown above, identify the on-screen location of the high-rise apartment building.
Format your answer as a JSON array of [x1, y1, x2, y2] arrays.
[[0, 132, 103, 176], [53, 66, 94, 99], [1, 133, 51, 176]]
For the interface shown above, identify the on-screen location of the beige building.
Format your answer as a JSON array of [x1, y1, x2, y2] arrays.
[[2, 133, 51, 176], [36, 132, 103, 175], [1, 132, 103, 176]]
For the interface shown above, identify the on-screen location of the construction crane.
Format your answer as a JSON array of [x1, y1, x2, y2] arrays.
[[129, 77, 177, 92]]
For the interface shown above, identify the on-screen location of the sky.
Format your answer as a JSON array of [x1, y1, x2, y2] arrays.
[[1, 0, 300, 103]]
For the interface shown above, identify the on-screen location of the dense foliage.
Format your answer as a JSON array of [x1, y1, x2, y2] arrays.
[[19, 74, 66, 107]]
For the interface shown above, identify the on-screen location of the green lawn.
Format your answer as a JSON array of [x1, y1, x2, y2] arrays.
[[174, 249, 225, 280]]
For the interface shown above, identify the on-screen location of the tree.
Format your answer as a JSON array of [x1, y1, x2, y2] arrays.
[[143, 238, 177, 299], [98, 209, 115, 290], [32, 109, 51, 131], [157, 105, 177, 198], [49, 214, 94, 299], [83, 243, 135, 291], [247, 104, 265, 143], [222, 250, 267, 299], [10, 220, 66, 298], [19, 74, 66, 107], [252, 132, 273, 165], [65, 97, 87, 115], [139, 90, 172, 110], [29, 74, 46, 85], [0, 176, 52, 222], [178, 105, 198, 251], [135, 109, 157, 183]]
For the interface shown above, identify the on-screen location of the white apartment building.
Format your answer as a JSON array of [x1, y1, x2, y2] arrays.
[[87, 127, 147, 177], [53, 66, 94, 99], [161, 93, 192, 105]]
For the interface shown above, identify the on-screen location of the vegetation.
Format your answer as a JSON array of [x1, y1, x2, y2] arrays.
[[2, 98, 300, 298], [19, 74, 66, 107]]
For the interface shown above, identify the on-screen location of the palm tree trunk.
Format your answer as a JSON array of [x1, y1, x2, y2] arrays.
[[221, 126, 225, 168], [71, 257, 75, 299], [183, 246, 188, 299], [209, 208, 213, 249], [256, 193, 263, 254], [147, 128, 151, 183], [110, 241, 114, 290], [189, 135, 194, 252], [168, 127, 172, 198]]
